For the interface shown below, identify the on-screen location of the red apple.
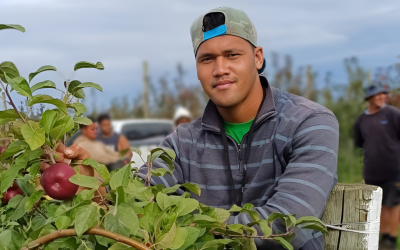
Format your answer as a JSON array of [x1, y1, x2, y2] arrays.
[[2, 181, 24, 204], [0, 146, 7, 155], [41, 163, 79, 200]]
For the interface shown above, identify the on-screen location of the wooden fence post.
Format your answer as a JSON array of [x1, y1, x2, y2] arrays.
[[322, 183, 382, 250]]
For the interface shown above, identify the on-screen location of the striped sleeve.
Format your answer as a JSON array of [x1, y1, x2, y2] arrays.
[[230, 112, 339, 250]]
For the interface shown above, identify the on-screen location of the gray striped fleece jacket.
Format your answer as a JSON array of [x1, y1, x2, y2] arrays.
[[138, 76, 339, 250]]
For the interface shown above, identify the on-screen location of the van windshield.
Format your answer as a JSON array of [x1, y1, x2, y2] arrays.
[[120, 123, 173, 147]]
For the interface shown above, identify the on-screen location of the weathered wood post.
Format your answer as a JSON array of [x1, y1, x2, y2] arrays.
[[322, 183, 382, 250]]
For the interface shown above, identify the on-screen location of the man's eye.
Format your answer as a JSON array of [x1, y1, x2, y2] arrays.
[[201, 57, 211, 62], [228, 54, 239, 57]]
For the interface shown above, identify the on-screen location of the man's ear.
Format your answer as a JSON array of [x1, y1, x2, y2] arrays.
[[254, 46, 264, 70]]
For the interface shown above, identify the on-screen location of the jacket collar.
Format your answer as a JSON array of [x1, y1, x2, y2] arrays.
[[201, 75, 277, 132]]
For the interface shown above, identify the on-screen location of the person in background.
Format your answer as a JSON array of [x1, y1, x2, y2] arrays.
[[74, 121, 123, 171], [173, 107, 192, 128], [96, 113, 133, 164], [354, 82, 399, 250]]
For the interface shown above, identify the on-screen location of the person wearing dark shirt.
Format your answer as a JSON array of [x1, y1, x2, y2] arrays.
[[354, 82, 399, 250], [96, 114, 133, 165]]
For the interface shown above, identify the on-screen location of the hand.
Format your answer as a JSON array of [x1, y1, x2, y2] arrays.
[[40, 142, 97, 196]]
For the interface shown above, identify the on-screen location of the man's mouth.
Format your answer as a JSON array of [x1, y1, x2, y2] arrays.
[[214, 80, 234, 90]]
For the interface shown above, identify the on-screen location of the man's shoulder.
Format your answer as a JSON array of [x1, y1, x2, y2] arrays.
[[272, 87, 336, 120], [174, 117, 204, 134], [384, 105, 400, 115]]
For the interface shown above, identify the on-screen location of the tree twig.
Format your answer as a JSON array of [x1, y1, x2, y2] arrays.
[[33, 204, 48, 219], [21, 227, 151, 250], [0, 79, 26, 123]]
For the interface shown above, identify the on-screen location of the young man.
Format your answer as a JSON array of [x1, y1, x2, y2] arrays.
[[96, 113, 133, 163], [354, 82, 400, 250], [61, 7, 338, 249], [136, 7, 339, 249]]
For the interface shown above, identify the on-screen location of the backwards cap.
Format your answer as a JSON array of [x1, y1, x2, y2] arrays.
[[190, 7, 257, 55]]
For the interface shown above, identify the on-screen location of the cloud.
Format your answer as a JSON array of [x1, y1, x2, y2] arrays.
[[0, 0, 399, 111]]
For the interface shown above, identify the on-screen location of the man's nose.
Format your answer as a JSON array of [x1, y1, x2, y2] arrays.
[[213, 57, 230, 77]]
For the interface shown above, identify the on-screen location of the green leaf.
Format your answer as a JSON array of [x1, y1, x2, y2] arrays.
[[181, 182, 201, 196], [201, 239, 232, 249], [109, 164, 130, 190], [56, 215, 71, 230], [258, 220, 272, 237], [40, 110, 58, 134], [156, 192, 182, 210], [170, 226, 188, 249], [160, 154, 175, 172], [24, 190, 44, 212], [268, 212, 290, 225], [72, 103, 86, 116], [0, 61, 20, 83], [29, 161, 41, 177], [229, 204, 242, 212], [0, 109, 26, 119], [49, 115, 74, 142], [29, 65, 57, 82], [8, 196, 28, 220], [296, 222, 328, 235], [162, 184, 181, 194], [31, 80, 56, 92], [74, 204, 99, 238], [82, 158, 110, 186], [1, 155, 28, 192], [151, 168, 169, 176], [0, 229, 25, 250], [21, 121, 45, 150], [27, 94, 68, 114], [5, 75, 32, 97], [0, 140, 28, 160], [74, 189, 95, 204], [175, 227, 200, 250], [73, 116, 92, 125], [156, 222, 177, 249], [0, 118, 15, 125], [74, 61, 104, 71], [0, 24, 25, 32], [67, 80, 85, 98], [176, 198, 199, 216], [108, 242, 135, 250], [243, 203, 254, 210], [273, 237, 293, 250], [72, 82, 103, 92], [7, 194, 24, 208], [205, 208, 230, 223], [69, 174, 99, 189], [193, 214, 216, 222], [104, 203, 139, 237]]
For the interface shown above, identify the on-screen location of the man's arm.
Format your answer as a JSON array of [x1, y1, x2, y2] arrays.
[[229, 112, 339, 249], [354, 117, 364, 148], [118, 134, 133, 160]]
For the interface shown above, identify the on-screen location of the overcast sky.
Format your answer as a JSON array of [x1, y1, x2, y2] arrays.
[[1, 0, 399, 112]]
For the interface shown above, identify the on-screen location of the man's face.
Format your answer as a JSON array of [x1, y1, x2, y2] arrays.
[[99, 119, 113, 135], [369, 92, 387, 107], [82, 123, 98, 140], [196, 35, 263, 108]]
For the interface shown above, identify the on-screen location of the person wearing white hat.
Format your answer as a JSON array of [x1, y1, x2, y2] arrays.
[[173, 107, 192, 127]]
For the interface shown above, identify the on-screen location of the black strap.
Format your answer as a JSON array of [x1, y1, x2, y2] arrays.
[[219, 86, 267, 207], [219, 115, 238, 205]]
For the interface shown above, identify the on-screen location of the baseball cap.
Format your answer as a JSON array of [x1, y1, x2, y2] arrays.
[[190, 7, 257, 55], [364, 81, 390, 100]]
